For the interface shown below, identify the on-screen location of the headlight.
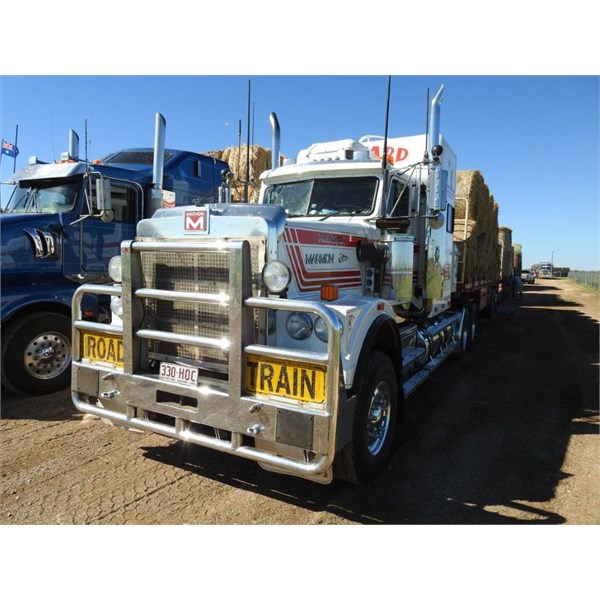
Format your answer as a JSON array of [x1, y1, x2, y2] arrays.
[[262, 260, 291, 294], [286, 312, 312, 340], [110, 295, 123, 318], [314, 316, 329, 342], [108, 255, 122, 283]]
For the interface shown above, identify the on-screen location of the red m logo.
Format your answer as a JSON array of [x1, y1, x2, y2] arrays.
[[184, 210, 207, 233]]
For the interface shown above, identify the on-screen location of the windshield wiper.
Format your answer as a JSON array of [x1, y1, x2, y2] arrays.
[[319, 210, 365, 221]]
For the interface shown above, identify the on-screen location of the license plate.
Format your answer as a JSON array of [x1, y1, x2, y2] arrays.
[[159, 362, 199, 386], [81, 332, 124, 368], [246, 355, 326, 403]]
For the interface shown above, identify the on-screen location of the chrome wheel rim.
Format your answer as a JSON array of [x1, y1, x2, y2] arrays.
[[366, 381, 392, 455], [24, 331, 71, 380]]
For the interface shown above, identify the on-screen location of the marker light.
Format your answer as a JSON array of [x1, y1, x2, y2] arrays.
[[320, 284, 338, 301]]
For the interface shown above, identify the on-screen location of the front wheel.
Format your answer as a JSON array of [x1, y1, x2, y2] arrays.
[[1, 312, 72, 396], [334, 351, 398, 484]]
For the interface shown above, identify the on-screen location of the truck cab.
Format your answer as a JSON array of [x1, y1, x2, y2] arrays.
[[1, 117, 229, 396]]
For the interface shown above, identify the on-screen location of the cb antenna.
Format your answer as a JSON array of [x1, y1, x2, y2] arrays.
[[381, 75, 391, 170], [381, 76, 392, 204], [244, 79, 251, 203], [424, 88, 430, 162]]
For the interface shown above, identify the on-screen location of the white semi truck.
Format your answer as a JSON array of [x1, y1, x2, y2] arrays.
[[72, 86, 497, 484]]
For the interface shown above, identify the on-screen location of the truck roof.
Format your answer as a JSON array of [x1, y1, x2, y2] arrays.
[[99, 148, 227, 170], [4, 148, 229, 185]]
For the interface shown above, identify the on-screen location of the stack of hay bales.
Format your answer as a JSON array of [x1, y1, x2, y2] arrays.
[[453, 170, 500, 284], [512, 243, 523, 275], [498, 226, 514, 283], [205, 145, 276, 203]]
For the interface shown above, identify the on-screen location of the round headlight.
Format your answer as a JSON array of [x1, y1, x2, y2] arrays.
[[110, 295, 123, 319], [108, 255, 122, 283], [262, 260, 291, 294], [286, 312, 313, 340], [314, 316, 329, 342]]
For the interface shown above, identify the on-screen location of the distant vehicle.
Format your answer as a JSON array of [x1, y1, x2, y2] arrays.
[[538, 267, 553, 279], [522, 270, 536, 284]]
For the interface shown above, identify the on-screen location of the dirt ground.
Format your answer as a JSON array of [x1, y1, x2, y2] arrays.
[[1, 277, 598, 526]]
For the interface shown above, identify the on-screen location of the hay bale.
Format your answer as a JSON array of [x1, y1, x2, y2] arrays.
[[205, 145, 280, 202], [453, 170, 500, 283], [498, 226, 514, 282]]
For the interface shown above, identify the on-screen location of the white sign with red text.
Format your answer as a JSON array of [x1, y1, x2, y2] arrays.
[[363, 134, 428, 167], [184, 208, 209, 234]]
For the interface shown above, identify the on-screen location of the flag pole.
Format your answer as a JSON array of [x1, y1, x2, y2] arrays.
[[13, 125, 19, 173]]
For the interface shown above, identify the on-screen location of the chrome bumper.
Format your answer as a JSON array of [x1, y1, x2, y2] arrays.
[[72, 240, 344, 484]]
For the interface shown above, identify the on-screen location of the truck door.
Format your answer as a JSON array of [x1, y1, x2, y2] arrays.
[[64, 180, 140, 281]]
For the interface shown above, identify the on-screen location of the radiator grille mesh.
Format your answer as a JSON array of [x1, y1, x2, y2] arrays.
[[139, 241, 264, 366]]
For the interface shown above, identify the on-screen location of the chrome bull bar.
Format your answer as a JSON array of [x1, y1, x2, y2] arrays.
[[72, 239, 343, 483]]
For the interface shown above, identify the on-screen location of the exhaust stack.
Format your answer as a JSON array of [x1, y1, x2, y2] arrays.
[[149, 113, 168, 215], [428, 85, 444, 156], [270, 112, 280, 170], [152, 113, 166, 190], [67, 130, 79, 161]]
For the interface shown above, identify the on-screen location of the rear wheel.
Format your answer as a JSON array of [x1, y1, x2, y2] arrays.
[[334, 351, 398, 484], [1, 312, 72, 396], [468, 302, 478, 348], [481, 288, 497, 318]]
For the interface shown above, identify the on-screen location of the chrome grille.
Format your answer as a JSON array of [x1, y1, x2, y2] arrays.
[[139, 240, 264, 367]]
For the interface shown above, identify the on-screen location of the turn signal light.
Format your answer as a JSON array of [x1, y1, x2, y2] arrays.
[[320, 285, 338, 301]]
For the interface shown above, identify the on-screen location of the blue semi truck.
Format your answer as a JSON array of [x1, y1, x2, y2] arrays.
[[1, 114, 230, 396]]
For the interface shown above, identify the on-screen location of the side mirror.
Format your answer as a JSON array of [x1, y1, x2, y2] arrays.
[[95, 177, 112, 213], [95, 177, 114, 222]]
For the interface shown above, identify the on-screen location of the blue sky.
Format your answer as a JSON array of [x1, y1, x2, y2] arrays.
[[2, 75, 597, 271]]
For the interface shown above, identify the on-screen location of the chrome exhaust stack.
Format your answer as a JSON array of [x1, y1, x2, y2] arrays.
[[270, 112, 280, 170], [428, 84, 444, 157], [68, 130, 79, 161], [150, 113, 167, 214]]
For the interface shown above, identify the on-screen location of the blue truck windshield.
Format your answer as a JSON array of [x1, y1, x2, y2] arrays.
[[5, 177, 82, 214], [263, 176, 378, 217]]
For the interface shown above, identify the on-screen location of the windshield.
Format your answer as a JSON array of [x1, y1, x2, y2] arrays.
[[103, 150, 173, 165], [263, 176, 378, 217], [5, 176, 82, 214]]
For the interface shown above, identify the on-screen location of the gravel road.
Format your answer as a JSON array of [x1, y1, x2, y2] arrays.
[[1, 277, 598, 525]]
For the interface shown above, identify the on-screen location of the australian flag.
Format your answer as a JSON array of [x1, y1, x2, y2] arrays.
[[2, 139, 19, 158]]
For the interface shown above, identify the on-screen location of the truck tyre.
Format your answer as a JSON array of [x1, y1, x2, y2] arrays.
[[481, 288, 496, 319], [1, 312, 72, 396], [468, 302, 477, 348], [453, 305, 471, 359], [334, 351, 398, 484]]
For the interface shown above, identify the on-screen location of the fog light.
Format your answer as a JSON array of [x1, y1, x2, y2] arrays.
[[108, 255, 122, 283], [110, 296, 123, 319], [262, 260, 291, 294]]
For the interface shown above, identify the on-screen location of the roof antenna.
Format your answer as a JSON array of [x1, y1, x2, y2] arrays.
[[84, 119, 89, 169], [381, 75, 391, 171], [423, 88, 430, 162], [244, 79, 251, 203], [381, 76, 392, 202]]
